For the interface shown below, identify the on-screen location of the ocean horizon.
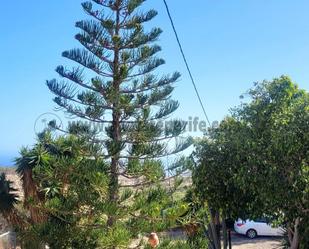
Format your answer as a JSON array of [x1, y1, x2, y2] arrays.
[[0, 155, 16, 167]]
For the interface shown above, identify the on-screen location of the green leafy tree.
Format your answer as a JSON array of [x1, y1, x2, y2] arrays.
[[194, 115, 269, 218], [193, 118, 267, 249], [234, 76, 309, 249], [193, 76, 309, 249]]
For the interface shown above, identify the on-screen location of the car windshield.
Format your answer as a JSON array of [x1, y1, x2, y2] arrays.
[[254, 218, 268, 223]]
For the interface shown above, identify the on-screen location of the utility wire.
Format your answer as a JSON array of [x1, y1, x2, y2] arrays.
[[163, 0, 211, 127]]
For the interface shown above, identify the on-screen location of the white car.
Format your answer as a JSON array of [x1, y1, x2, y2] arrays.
[[234, 218, 284, 238]]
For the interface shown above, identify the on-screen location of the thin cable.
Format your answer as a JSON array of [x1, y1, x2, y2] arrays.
[[163, 0, 211, 127]]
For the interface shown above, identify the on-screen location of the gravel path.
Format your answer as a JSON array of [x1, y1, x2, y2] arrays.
[[130, 230, 283, 248], [231, 233, 282, 249]]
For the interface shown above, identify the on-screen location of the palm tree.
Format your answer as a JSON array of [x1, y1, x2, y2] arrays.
[[15, 146, 48, 224]]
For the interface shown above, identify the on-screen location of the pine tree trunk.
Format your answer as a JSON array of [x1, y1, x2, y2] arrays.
[[107, 0, 121, 228]]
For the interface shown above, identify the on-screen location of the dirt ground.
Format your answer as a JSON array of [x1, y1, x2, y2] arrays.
[[165, 229, 282, 249], [231, 233, 282, 249]]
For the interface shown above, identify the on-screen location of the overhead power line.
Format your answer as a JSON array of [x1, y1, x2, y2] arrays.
[[162, 0, 211, 127]]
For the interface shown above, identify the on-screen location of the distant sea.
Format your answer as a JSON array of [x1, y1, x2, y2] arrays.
[[0, 155, 16, 167]]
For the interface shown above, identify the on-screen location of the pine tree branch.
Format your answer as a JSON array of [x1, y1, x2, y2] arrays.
[[62, 49, 113, 78], [119, 172, 184, 188], [120, 45, 161, 68], [118, 151, 183, 160], [56, 103, 112, 124], [121, 28, 162, 50], [56, 66, 101, 93], [76, 34, 113, 65], [120, 73, 180, 94], [91, 0, 126, 12], [75, 20, 115, 51], [92, 0, 114, 9], [53, 93, 112, 111], [122, 134, 182, 144], [82, 2, 110, 23], [126, 59, 165, 78], [119, 10, 158, 30]]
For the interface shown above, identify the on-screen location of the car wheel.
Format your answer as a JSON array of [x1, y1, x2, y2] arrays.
[[246, 229, 257, 239]]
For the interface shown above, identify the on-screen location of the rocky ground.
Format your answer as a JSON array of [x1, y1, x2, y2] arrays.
[[0, 167, 22, 235], [0, 167, 22, 198]]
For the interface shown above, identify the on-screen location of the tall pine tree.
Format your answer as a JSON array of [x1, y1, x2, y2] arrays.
[[47, 0, 192, 246]]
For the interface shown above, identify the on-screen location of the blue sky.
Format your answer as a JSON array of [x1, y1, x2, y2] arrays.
[[1, 0, 309, 166]]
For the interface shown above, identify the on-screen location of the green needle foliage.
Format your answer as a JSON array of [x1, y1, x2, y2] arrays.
[[12, 131, 191, 248], [41, 0, 192, 247]]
